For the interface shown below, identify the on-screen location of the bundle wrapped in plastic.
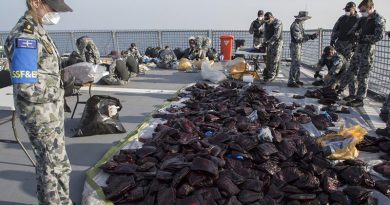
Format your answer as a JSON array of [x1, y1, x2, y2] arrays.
[[317, 125, 368, 160], [193, 59, 209, 70], [63, 62, 108, 85], [201, 61, 226, 83], [225, 57, 247, 72], [178, 58, 192, 71], [227, 58, 260, 81]]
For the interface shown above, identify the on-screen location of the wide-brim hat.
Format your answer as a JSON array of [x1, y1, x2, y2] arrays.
[[44, 0, 73, 12], [295, 11, 312, 20]]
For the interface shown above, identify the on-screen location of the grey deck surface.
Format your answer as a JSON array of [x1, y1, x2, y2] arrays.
[[0, 64, 385, 205]]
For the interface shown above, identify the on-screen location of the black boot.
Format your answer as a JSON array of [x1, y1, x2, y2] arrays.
[[380, 111, 389, 122], [287, 82, 300, 88], [343, 95, 356, 102], [261, 78, 270, 84], [347, 99, 364, 107], [64, 99, 72, 113], [296, 81, 304, 86], [376, 128, 390, 137], [312, 80, 324, 86]]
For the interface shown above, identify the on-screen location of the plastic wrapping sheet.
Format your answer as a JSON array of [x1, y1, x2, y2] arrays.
[[82, 183, 105, 205], [265, 84, 390, 203], [201, 61, 227, 83], [82, 84, 195, 205], [64, 62, 108, 85], [265, 85, 372, 133], [137, 97, 190, 141], [82, 83, 390, 205], [82, 140, 145, 205], [82, 100, 174, 204], [138, 119, 166, 141], [302, 123, 325, 137]]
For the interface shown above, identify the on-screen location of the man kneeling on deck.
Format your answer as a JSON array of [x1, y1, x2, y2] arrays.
[[158, 46, 178, 69], [314, 46, 348, 89], [101, 51, 129, 85]]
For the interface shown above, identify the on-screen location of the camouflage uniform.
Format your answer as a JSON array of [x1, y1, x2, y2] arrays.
[[183, 48, 196, 60], [249, 18, 265, 69], [331, 14, 360, 60], [125, 54, 139, 76], [376, 93, 390, 136], [317, 53, 348, 88], [331, 14, 359, 94], [187, 48, 206, 60], [382, 93, 390, 131], [128, 47, 142, 63], [101, 59, 127, 85], [158, 48, 177, 69], [249, 18, 265, 46], [195, 36, 212, 51], [191, 36, 211, 60], [386, 94, 390, 131], [288, 19, 312, 84], [263, 18, 283, 80], [77, 36, 101, 64], [338, 11, 386, 100], [5, 12, 72, 205]]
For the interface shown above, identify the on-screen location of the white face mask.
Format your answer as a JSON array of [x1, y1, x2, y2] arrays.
[[345, 12, 351, 16], [361, 12, 369, 17], [42, 12, 61, 25], [258, 17, 263, 21]]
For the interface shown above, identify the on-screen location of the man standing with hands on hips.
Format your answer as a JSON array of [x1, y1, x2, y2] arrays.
[[5, 0, 73, 204]]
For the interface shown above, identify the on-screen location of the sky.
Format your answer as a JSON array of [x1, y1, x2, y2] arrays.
[[1, 0, 389, 31]]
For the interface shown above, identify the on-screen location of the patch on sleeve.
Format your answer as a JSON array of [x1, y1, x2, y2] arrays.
[[16, 38, 37, 49], [11, 38, 38, 84]]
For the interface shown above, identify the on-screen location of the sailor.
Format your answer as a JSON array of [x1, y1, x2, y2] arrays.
[[249, 10, 265, 70], [5, 0, 73, 204], [337, 0, 386, 107], [288, 11, 318, 88]]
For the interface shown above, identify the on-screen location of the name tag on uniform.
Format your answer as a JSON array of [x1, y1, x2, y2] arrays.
[[11, 38, 38, 84]]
